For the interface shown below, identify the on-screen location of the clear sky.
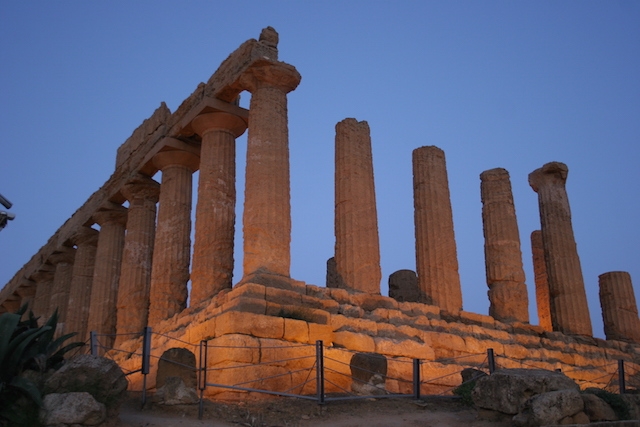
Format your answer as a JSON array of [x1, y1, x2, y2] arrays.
[[1, 1, 639, 339]]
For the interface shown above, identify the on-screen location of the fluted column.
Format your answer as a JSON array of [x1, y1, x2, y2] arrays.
[[87, 205, 127, 350], [66, 226, 99, 341], [148, 151, 199, 324], [189, 114, 246, 306], [531, 230, 552, 331], [480, 168, 528, 323], [412, 146, 462, 313], [115, 175, 159, 345], [239, 60, 301, 279], [599, 271, 640, 343], [334, 118, 381, 294], [48, 246, 76, 335], [529, 162, 592, 336], [31, 264, 55, 323]]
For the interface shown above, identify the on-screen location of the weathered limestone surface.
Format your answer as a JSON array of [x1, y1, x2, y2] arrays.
[[412, 146, 462, 313], [190, 112, 246, 306], [87, 205, 127, 350], [31, 264, 55, 321], [148, 150, 199, 326], [480, 168, 528, 323], [325, 257, 343, 288], [239, 37, 301, 279], [115, 176, 159, 346], [529, 162, 592, 336], [388, 270, 419, 302], [48, 246, 76, 333], [66, 226, 99, 341], [334, 118, 381, 294], [531, 230, 552, 332], [599, 271, 640, 343]]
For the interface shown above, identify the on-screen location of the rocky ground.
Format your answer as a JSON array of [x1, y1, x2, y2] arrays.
[[117, 393, 511, 427]]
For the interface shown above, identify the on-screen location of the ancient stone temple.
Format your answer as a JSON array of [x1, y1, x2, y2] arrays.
[[1, 27, 639, 401]]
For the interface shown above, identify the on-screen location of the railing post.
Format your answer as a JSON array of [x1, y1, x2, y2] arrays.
[[619, 359, 626, 394], [487, 348, 496, 374], [413, 358, 421, 400], [316, 340, 325, 404], [141, 327, 152, 408], [198, 340, 208, 420], [90, 331, 98, 356]]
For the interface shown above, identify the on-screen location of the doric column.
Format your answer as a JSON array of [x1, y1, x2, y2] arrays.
[[148, 150, 199, 325], [239, 59, 301, 279], [189, 114, 246, 306], [529, 161, 592, 336], [87, 205, 127, 350], [480, 168, 528, 323], [531, 230, 552, 331], [599, 271, 640, 343], [115, 175, 159, 346], [31, 264, 55, 323], [412, 146, 462, 314], [334, 118, 381, 294], [66, 226, 99, 341], [48, 246, 77, 335]]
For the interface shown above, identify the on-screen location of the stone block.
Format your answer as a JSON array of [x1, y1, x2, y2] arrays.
[[425, 331, 467, 354], [283, 318, 309, 343], [352, 293, 398, 312], [219, 296, 267, 315], [227, 283, 267, 302], [207, 334, 260, 366], [207, 362, 292, 395], [259, 338, 316, 370], [305, 284, 329, 299], [308, 323, 333, 345], [459, 311, 495, 328], [374, 337, 434, 360], [186, 318, 216, 342], [333, 330, 375, 353], [368, 307, 389, 321], [214, 311, 284, 339], [328, 288, 352, 304], [513, 332, 541, 347], [338, 304, 364, 318], [331, 314, 378, 334], [464, 336, 505, 357], [266, 286, 303, 306], [421, 362, 464, 387]]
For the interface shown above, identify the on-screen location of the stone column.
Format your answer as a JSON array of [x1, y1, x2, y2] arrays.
[[148, 151, 199, 325], [15, 279, 37, 314], [334, 118, 381, 294], [48, 246, 77, 335], [31, 264, 55, 323], [480, 168, 529, 323], [189, 114, 246, 306], [599, 271, 640, 343], [412, 146, 462, 314], [529, 162, 592, 336], [65, 226, 99, 341], [388, 270, 419, 303], [115, 175, 159, 346], [531, 230, 552, 332], [239, 60, 301, 280], [87, 205, 127, 350]]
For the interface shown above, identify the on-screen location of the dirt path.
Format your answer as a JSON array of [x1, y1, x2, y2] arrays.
[[117, 395, 511, 427]]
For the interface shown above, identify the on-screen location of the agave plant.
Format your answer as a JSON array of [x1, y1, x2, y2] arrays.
[[0, 305, 84, 426]]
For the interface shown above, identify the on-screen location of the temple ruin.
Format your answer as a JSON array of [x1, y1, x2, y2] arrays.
[[1, 27, 639, 399]]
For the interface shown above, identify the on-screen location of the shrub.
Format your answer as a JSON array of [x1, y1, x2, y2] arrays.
[[583, 387, 631, 420]]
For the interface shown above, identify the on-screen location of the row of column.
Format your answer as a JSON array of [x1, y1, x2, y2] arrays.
[[330, 133, 639, 342], [24, 53, 301, 347]]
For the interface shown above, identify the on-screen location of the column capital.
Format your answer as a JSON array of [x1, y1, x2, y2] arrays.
[[121, 175, 160, 203], [71, 226, 99, 247], [239, 61, 301, 94], [30, 264, 55, 282], [529, 161, 568, 193], [152, 150, 200, 173], [48, 246, 76, 265], [191, 112, 247, 139], [93, 204, 128, 227]]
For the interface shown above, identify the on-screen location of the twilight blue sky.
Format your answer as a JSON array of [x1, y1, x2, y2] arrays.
[[1, 2, 639, 339]]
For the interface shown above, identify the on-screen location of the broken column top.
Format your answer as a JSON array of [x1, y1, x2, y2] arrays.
[[259, 26, 279, 49], [528, 161, 569, 192]]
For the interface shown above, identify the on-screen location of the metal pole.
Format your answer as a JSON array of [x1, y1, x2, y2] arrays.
[[619, 359, 626, 394], [487, 348, 496, 374], [316, 340, 325, 404], [413, 359, 421, 400], [198, 340, 207, 420], [90, 331, 98, 356], [141, 327, 152, 408]]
